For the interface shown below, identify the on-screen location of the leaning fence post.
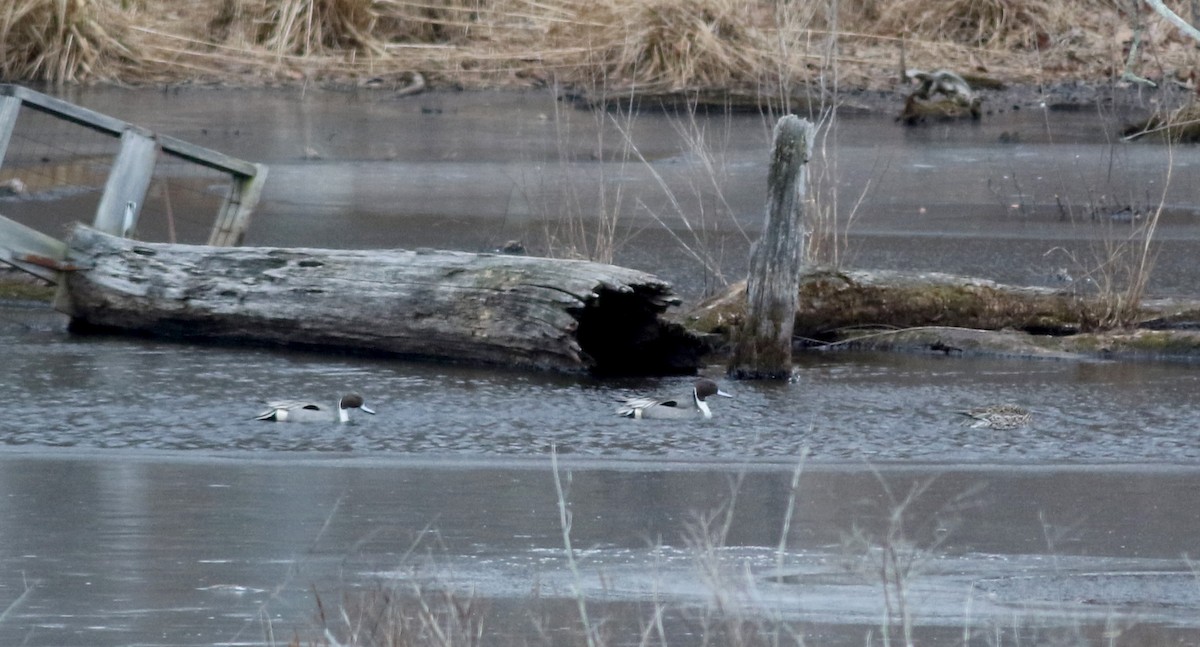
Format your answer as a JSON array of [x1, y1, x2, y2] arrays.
[[728, 115, 814, 380]]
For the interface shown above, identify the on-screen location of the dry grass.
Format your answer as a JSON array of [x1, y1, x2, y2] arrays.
[[0, 0, 135, 83], [2, 0, 1194, 90], [210, 0, 382, 57], [290, 584, 486, 647], [551, 0, 773, 93], [876, 0, 1073, 50]]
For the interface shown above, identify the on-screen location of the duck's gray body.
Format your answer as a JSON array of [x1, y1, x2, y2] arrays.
[[616, 378, 732, 420], [256, 393, 376, 423]]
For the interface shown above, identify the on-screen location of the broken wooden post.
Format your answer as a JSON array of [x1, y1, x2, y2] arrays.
[[728, 115, 814, 380], [208, 163, 269, 246], [59, 225, 704, 375]]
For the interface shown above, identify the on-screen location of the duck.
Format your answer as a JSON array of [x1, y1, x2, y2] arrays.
[[255, 393, 376, 423], [616, 378, 732, 420], [957, 404, 1030, 430]]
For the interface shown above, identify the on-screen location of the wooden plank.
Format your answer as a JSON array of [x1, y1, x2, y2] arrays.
[[0, 95, 21, 165], [208, 163, 269, 246], [93, 130, 158, 236], [0, 84, 128, 135], [0, 212, 67, 282], [156, 134, 259, 177], [0, 85, 258, 178]]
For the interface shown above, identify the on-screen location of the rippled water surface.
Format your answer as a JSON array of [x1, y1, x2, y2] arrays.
[[3, 304, 1199, 461], [2, 87, 1200, 646]]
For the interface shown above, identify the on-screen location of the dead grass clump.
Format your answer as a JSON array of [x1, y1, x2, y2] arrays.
[[555, 0, 772, 92], [209, 0, 383, 56], [0, 0, 135, 83], [372, 0, 491, 45], [874, 0, 1068, 50]]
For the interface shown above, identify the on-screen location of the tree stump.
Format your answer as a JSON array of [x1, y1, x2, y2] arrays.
[[59, 225, 704, 375], [728, 115, 814, 379]]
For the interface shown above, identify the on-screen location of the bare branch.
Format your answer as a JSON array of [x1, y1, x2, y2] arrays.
[[1144, 0, 1200, 44]]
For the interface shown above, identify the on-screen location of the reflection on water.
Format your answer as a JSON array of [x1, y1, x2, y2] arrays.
[[4, 86, 1200, 299], [2, 86, 1200, 645], [2, 452, 1200, 647]]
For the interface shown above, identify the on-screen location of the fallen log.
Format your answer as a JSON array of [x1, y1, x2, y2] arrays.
[[688, 268, 1100, 344], [59, 225, 704, 375]]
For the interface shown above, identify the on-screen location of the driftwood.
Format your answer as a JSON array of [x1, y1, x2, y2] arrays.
[[60, 225, 704, 375], [690, 268, 1096, 344], [728, 116, 814, 380]]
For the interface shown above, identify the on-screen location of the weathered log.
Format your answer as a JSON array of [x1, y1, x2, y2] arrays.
[[690, 268, 1104, 344], [60, 225, 704, 375], [728, 115, 814, 380]]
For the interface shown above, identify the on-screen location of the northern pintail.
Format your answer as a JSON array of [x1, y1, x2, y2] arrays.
[[616, 378, 732, 420], [255, 393, 376, 423], [957, 404, 1030, 430]]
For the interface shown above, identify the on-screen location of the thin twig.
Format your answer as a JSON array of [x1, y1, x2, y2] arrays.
[[550, 444, 598, 647]]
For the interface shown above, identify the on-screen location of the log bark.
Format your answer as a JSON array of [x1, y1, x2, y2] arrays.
[[728, 115, 814, 380], [60, 225, 704, 375], [690, 268, 1104, 343]]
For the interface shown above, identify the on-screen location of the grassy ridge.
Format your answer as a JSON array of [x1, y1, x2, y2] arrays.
[[2, 0, 1196, 92]]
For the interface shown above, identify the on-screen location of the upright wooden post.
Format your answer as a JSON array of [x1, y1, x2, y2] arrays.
[[207, 163, 269, 246], [0, 95, 21, 164], [728, 115, 814, 380], [93, 128, 158, 237]]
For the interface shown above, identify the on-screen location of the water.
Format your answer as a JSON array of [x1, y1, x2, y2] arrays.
[[1, 87, 1200, 645], [3, 310, 1199, 461], [8, 86, 1200, 298]]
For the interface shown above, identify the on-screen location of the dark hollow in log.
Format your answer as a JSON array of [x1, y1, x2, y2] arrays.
[[60, 225, 703, 375]]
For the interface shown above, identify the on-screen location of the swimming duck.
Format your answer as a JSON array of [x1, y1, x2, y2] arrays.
[[957, 404, 1030, 430], [255, 393, 376, 423], [616, 378, 732, 420]]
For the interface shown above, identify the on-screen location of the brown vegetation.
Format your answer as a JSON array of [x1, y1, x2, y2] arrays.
[[0, 0, 134, 83], [3, 0, 1198, 91]]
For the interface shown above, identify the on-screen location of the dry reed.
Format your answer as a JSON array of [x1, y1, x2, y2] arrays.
[[875, 0, 1069, 50], [1, 0, 1175, 90], [550, 0, 773, 92], [0, 0, 134, 83]]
